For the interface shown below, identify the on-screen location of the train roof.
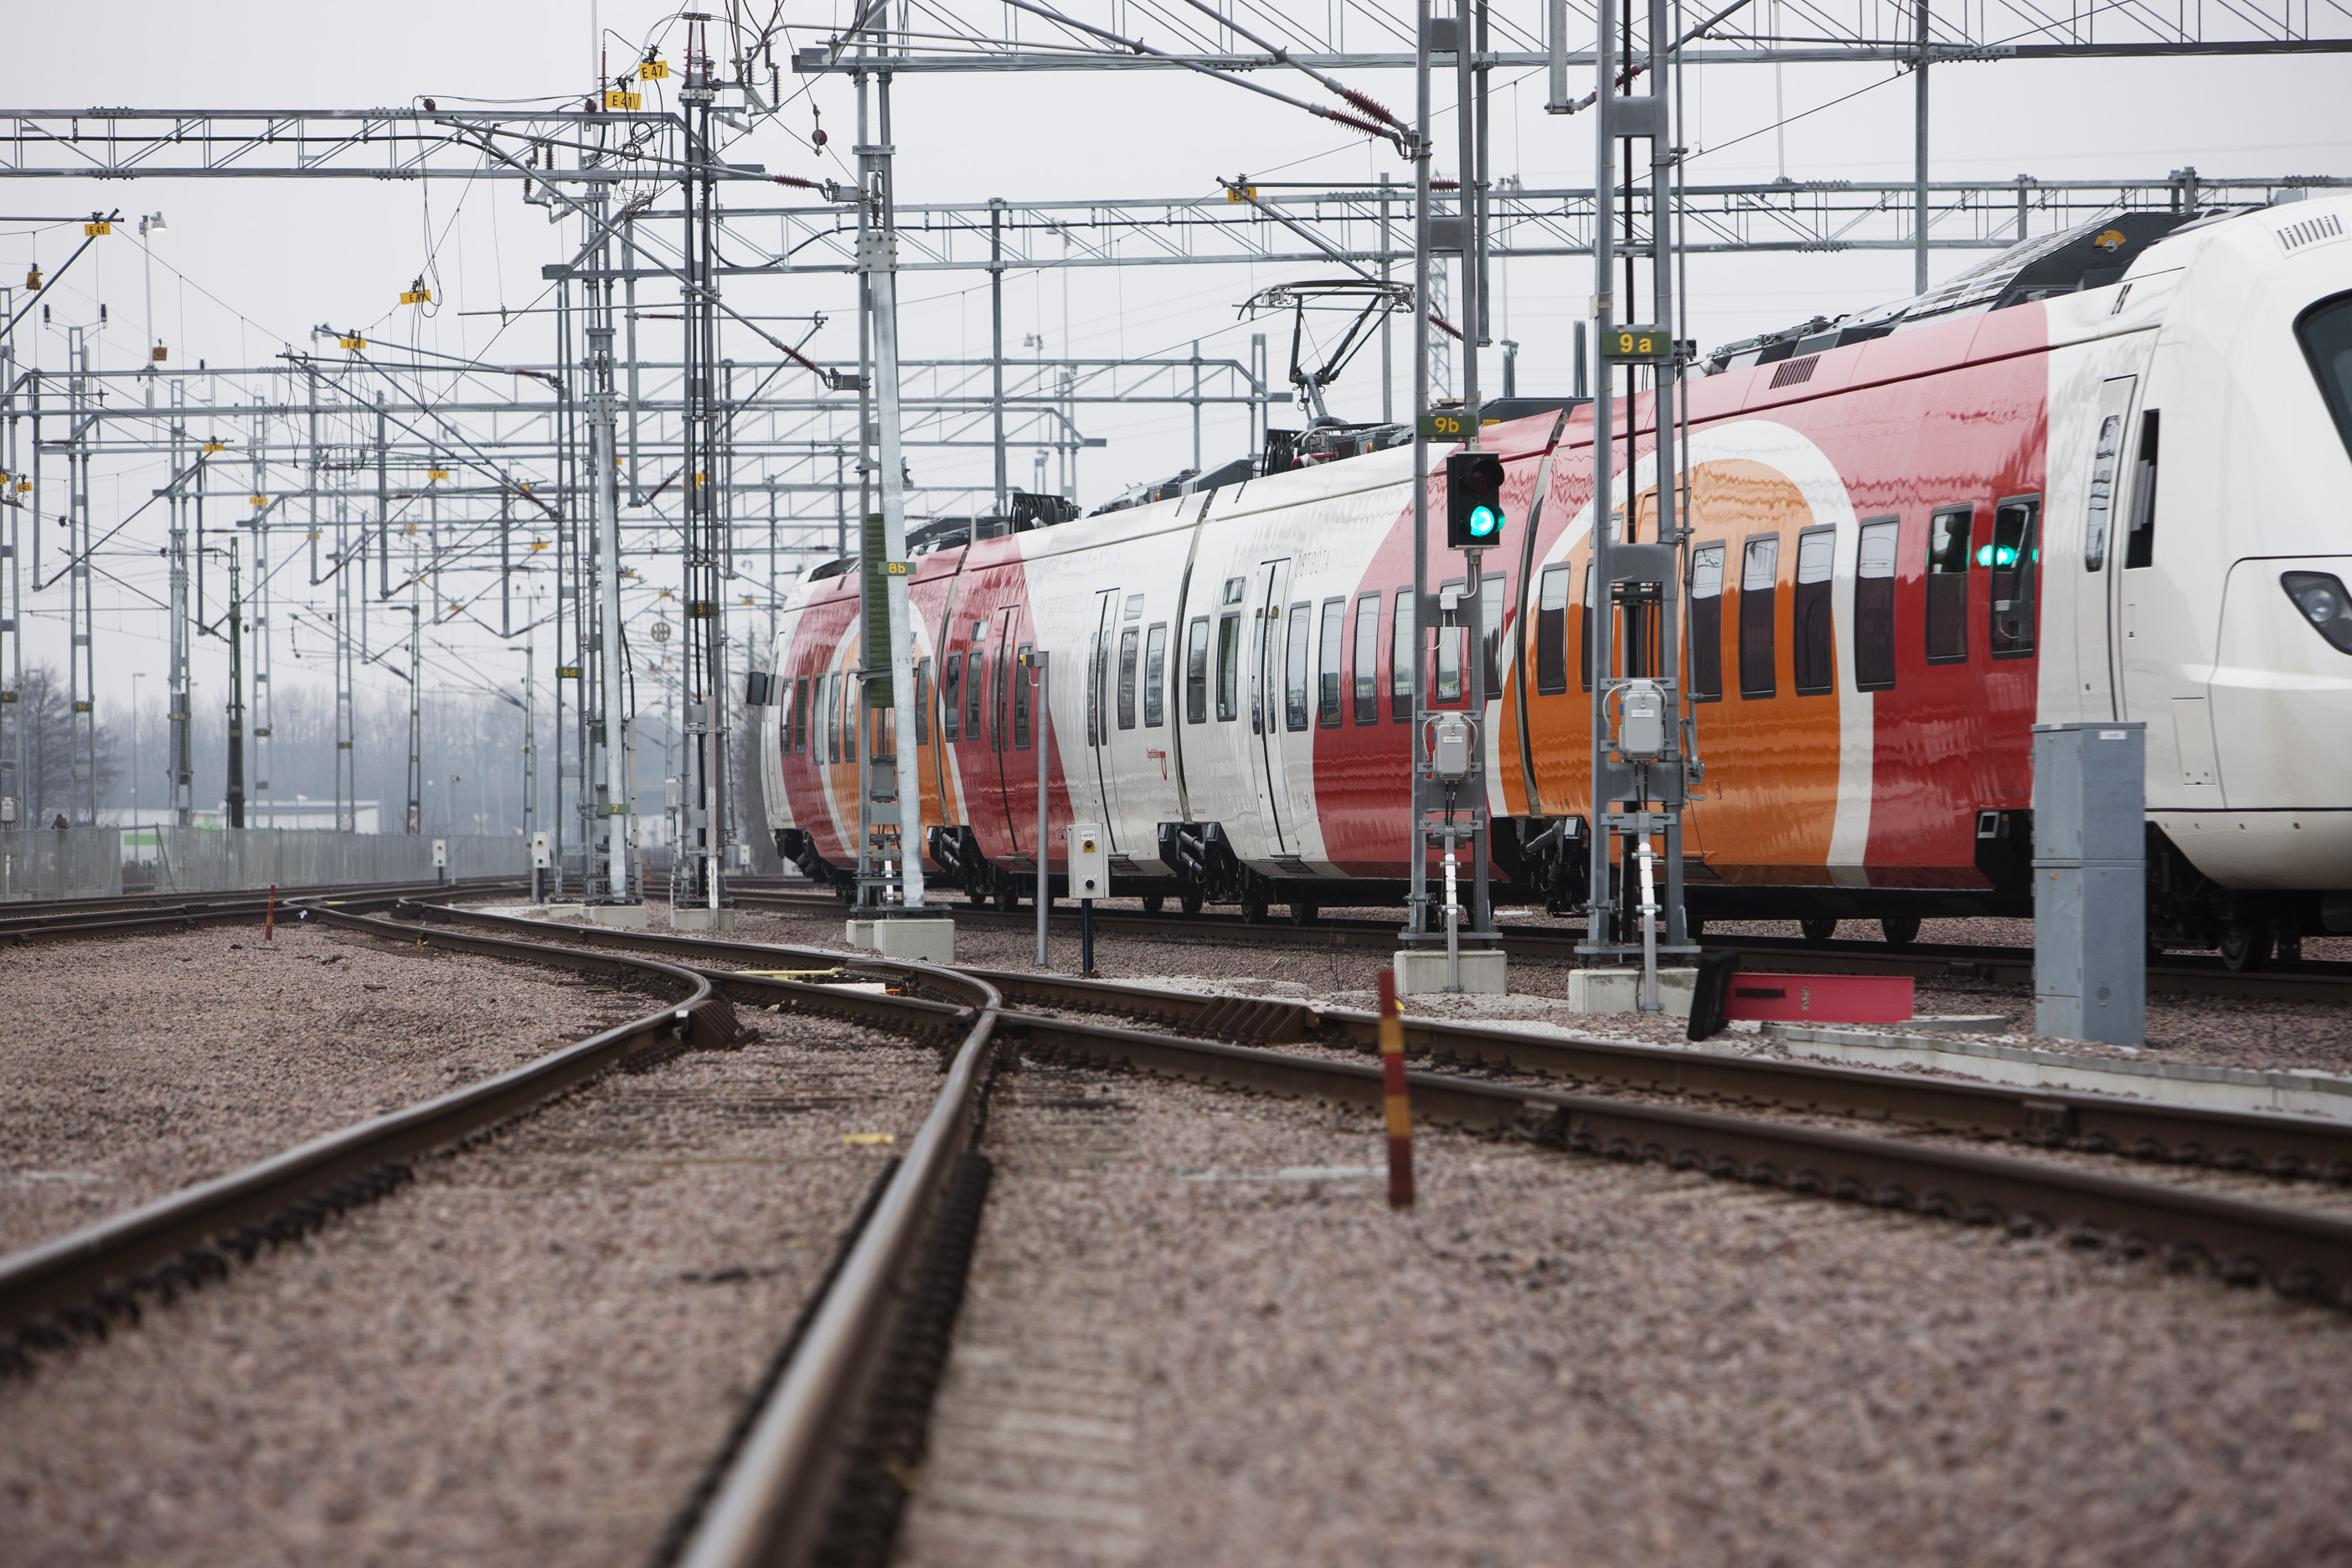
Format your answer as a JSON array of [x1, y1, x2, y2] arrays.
[[1703, 208, 2200, 375]]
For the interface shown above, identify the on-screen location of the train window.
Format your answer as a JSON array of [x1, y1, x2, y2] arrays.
[[1687, 546, 1724, 701], [1086, 632, 1101, 745], [1988, 496, 2040, 658], [1390, 588, 1415, 721], [1793, 528, 1836, 695], [987, 650, 1003, 750], [827, 672, 843, 758], [1215, 612, 1241, 721], [1318, 599, 1345, 728], [2125, 411, 2160, 570], [1353, 593, 1381, 723], [914, 659, 931, 745], [1925, 506, 1972, 663], [1739, 535, 1779, 699], [1014, 643, 1034, 748], [941, 654, 962, 743], [1185, 616, 1210, 723], [1479, 573, 1505, 699], [1223, 575, 1246, 606], [1142, 623, 1168, 727], [1854, 520, 1898, 692], [792, 676, 808, 752], [1117, 627, 1140, 730], [1436, 578, 1465, 704], [967, 650, 987, 742], [1125, 592, 1145, 621], [1580, 565, 1596, 693], [1285, 601, 1313, 731], [1534, 565, 1571, 696], [2297, 292, 2352, 462], [2084, 414, 2124, 573]]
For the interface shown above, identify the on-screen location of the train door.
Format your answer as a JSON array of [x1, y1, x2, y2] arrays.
[[2077, 375, 2138, 720], [1249, 559, 1294, 854], [1086, 587, 1127, 851]]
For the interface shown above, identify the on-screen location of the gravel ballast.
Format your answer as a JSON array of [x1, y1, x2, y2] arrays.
[[895, 1055, 2352, 1567], [0, 1001, 947, 1567], [0, 922, 661, 1253]]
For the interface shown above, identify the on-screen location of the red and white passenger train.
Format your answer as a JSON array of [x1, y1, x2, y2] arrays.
[[764, 194, 2352, 969]]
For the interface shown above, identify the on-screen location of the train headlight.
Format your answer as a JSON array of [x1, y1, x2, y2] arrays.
[[2281, 571, 2352, 655]]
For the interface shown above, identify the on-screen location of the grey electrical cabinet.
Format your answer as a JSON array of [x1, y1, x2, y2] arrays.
[[2032, 722, 2146, 1044]]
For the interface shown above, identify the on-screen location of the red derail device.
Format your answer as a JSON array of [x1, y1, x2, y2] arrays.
[[1721, 972, 1915, 1024]]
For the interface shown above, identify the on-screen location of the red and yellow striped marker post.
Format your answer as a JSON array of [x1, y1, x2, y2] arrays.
[[265, 884, 276, 942], [1377, 971, 1414, 1209]]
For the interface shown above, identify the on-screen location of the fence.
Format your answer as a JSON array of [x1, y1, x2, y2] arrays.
[[0, 828, 530, 901]]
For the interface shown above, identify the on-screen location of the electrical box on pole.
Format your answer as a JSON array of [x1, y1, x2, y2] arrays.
[[1444, 451, 1505, 550]]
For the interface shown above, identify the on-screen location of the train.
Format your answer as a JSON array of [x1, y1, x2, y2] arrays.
[[761, 192, 2352, 972]]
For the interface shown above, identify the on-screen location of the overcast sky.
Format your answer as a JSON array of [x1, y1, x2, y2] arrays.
[[2, 0, 2344, 783]]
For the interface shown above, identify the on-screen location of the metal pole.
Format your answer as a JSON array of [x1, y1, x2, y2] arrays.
[[1035, 652, 1049, 965], [1653, 0, 1689, 954], [1585, 0, 1619, 957], [590, 320, 630, 901], [991, 198, 1008, 518], [1408, 0, 1434, 940], [1915, 0, 1931, 295], [1380, 173, 1395, 426], [226, 539, 245, 828], [867, 70, 926, 911]]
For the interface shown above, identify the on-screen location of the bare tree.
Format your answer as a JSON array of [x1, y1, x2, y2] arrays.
[[4, 665, 121, 826]]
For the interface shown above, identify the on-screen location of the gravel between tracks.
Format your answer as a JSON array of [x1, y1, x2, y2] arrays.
[[0, 922, 658, 1253], [709, 896, 2352, 1078], [0, 1007, 944, 1567], [895, 1057, 2352, 1568]]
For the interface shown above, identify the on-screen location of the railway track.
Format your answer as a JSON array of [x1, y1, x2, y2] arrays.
[[727, 886, 2352, 1003], [0, 876, 526, 943], [12, 892, 2352, 1567]]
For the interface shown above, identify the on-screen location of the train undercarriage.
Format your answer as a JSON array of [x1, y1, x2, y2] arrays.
[[781, 811, 2344, 972]]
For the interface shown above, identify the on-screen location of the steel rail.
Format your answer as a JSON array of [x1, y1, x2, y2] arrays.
[[998, 1010, 2352, 1305], [727, 889, 2352, 1002], [405, 900, 2352, 1184], [384, 900, 1019, 1567], [0, 878, 526, 941], [966, 966, 2352, 1183], [0, 893, 720, 1345]]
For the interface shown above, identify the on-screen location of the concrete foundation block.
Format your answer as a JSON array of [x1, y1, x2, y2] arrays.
[[874, 919, 957, 963], [846, 918, 876, 948], [586, 903, 651, 929], [1568, 966, 1698, 1017], [1395, 947, 1508, 995], [671, 907, 736, 932], [544, 903, 586, 919]]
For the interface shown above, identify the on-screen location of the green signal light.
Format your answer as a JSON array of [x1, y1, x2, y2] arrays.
[[1975, 544, 2019, 567], [1469, 503, 1502, 539]]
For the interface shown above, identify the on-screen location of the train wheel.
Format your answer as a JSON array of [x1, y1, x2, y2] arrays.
[[1799, 916, 1839, 944], [1242, 897, 1270, 925], [1879, 916, 1922, 947], [1289, 901, 1318, 926], [1142, 894, 1165, 914], [1180, 892, 1204, 916], [2219, 921, 2272, 972], [996, 887, 1020, 914]]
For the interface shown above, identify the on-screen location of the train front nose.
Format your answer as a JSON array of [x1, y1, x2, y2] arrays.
[[2201, 554, 2352, 883]]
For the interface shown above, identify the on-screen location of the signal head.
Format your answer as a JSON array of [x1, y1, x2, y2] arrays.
[[1445, 451, 1509, 551]]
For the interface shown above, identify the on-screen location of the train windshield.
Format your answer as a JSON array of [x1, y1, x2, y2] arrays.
[[2299, 292, 2352, 462]]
